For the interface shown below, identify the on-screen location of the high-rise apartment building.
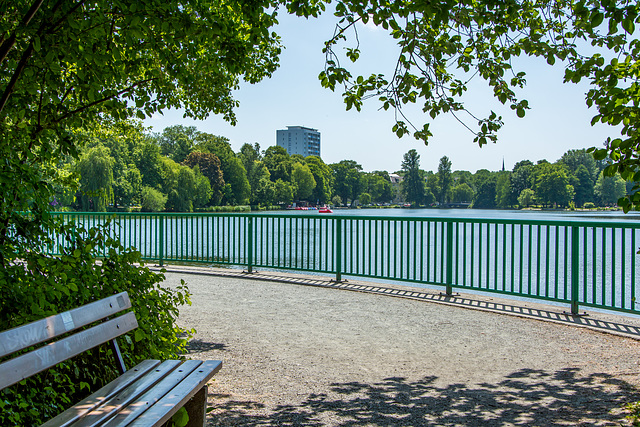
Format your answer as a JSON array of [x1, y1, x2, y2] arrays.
[[276, 126, 321, 157]]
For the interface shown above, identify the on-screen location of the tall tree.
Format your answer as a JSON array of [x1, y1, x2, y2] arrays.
[[472, 170, 497, 209], [451, 183, 474, 203], [196, 133, 250, 205], [77, 145, 114, 212], [532, 163, 574, 208], [263, 145, 294, 183], [305, 156, 333, 204], [436, 156, 453, 205], [155, 125, 198, 163], [400, 149, 425, 205], [331, 160, 363, 206], [510, 161, 534, 205], [183, 151, 225, 206], [594, 172, 627, 206], [495, 171, 512, 208], [573, 165, 596, 207], [291, 162, 316, 201]]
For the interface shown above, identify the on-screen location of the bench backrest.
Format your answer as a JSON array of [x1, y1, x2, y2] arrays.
[[0, 292, 138, 390]]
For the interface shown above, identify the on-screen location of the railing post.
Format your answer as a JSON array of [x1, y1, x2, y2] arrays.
[[247, 215, 254, 273], [159, 215, 164, 267], [571, 225, 580, 315], [335, 217, 342, 282], [446, 221, 453, 296]]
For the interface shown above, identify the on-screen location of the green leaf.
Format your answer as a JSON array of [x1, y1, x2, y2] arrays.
[[590, 11, 604, 27], [171, 407, 189, 427], [622, 19, 635, 35]]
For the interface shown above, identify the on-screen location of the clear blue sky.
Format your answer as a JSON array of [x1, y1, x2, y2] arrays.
[[144, 11, 617, 174]]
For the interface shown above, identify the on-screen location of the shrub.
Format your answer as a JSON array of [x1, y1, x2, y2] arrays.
[[0, 220, 192, 425], [583, 202, 596, 209], [141, 186, 167, 212]]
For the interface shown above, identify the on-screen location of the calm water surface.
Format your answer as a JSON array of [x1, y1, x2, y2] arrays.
[[262, 207, 640, 223]]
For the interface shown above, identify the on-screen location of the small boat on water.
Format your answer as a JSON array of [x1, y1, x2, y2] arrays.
[[319, 207, 333, 213]]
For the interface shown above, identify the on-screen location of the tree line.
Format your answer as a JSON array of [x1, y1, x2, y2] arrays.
[[59, 122, 628, 212], [57, 121, 394, 211], [399, 149, 629, 210]]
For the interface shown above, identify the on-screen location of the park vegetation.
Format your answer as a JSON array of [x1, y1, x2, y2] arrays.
[[58, 122, 629, 212], [1, 0, 639, 423]]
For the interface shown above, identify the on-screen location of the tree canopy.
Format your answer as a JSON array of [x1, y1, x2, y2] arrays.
[[319, 0, 640, 210]]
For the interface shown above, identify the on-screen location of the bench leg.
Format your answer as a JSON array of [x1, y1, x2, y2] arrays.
[[183, 386, 208, 427]]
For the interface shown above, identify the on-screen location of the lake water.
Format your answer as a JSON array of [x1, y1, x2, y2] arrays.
[[263, 207, 640, 223]]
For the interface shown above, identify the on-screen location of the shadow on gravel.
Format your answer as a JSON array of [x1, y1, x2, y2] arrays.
[[208, 368, 639, 426], [185, 339, 226, 354]]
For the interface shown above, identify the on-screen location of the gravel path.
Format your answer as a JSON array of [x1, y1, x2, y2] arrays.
[[162, 270, 640, 426]]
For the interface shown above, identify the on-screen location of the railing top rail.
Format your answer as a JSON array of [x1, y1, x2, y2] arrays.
[[49, 211, 640, 229]]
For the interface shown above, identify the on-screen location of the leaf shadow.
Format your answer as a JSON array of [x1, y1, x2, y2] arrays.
[[207, 367, 639, 426]]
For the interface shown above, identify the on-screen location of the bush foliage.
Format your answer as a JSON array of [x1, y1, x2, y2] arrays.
[[0, 220, 193, 425]]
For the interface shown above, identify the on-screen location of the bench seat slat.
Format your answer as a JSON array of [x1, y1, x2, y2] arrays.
[[0, 312, 138, 390], [0, 292, 132, 358], [100, 360, 204, 426], [41, 360, 162, 427], [68, 360, 182, 427], [129, 360, 223, 427]]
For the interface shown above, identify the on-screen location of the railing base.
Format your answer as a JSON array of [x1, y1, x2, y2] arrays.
[[330, 279, 348, 284], [563, 311, 589, 317], [440, 292, 460, 297]]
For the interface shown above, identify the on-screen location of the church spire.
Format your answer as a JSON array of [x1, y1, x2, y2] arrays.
[[501, 157, 505, 172]]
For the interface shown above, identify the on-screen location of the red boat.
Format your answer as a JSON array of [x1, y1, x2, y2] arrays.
[[319, 207, 333, 213]]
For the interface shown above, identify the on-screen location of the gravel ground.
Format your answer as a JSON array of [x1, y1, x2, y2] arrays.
[[161, 270, 640, 426]]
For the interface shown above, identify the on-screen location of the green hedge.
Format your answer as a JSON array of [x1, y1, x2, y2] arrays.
[[0, 221, 192, 425]]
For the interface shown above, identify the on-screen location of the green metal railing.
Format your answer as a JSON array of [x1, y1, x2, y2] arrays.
[[46, 212, 640, 315]]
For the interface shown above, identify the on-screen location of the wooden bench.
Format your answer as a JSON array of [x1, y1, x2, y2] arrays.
[[0, 291, 222, 426]]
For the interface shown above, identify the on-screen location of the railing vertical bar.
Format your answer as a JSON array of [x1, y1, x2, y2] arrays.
[[632, 230, 636, 310], [441, 222, 446, 284], [545, 225, 550, 296], [427, 221, 432, 281], [621, 227, 625, 309], [536, 224, 541, 296], [563, 226, 568, 300], [485, 223, 490, 289], [501, 224, 506, 291], [463, 223, 467, 285], [412, 221, 417, 280], [527, 224, 533, 296], [159, 215, 165, 266], [571, 225, 580, 314], [356, 219, 360, 275], [612, 226, 617, 308], [510, 224, 515, 292], [398, 220, 404, 280], [278, 217, 282, 268], [393, 220, 398, 279], [478, 223, 482, 288], [454, 222, 459, 284], [247, 216, 253, 272], [582, 226, 587, 303], [602, 227, 607, 305], [519, 224, 524, 293], [387, 221, 391, 278], [446, 221, 453, 295], [470, 223, 475, 287], [375, 220, 379, 277], [336, 217, 342, 282], [554, 225, 560, 299], [494, 223, 498, 290]]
